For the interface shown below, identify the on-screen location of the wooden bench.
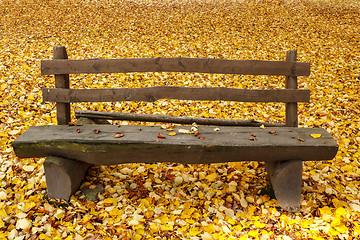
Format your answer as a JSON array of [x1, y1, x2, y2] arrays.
[[12, 46, 338, 212]]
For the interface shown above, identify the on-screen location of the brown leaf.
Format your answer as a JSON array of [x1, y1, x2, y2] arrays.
[[251, 134, 256, 137], [269, 130, 276, 134], [76, 128, 81, 133], [249, 138, 255, 141], [195, 130, 200, 136], [113, 132, 124, 138], [198, 136, 205, 140], [298, 137, 305, 142], [93, 129, 101, 134], [157, 133, 166, 139], [36, 209, 49, 214]]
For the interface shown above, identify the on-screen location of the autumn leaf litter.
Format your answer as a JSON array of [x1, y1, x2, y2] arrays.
[[1, 0, 360, 239]]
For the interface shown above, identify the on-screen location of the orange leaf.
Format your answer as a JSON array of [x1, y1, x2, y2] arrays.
[[157, 133, 166, 139]]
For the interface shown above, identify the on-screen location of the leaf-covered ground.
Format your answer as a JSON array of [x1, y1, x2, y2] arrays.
[[1, 0, 360, 239]]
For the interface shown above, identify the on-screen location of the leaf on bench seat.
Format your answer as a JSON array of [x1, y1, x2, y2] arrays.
[[310, 134, 322, 138], [157, 133, 166, 139], [113, 132, 124, 138]]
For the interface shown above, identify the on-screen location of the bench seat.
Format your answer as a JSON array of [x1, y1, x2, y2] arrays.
[[13, 125, 338, 165]]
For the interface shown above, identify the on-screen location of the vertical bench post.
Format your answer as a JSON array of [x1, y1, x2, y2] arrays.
[[53, 46, 70, 125], [285, 50, 298, 127]]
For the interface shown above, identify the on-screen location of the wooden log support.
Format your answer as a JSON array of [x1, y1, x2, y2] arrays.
[[53, 46, 71, 125], [43, 156, 89, 200], [265, 160, 302, 212]]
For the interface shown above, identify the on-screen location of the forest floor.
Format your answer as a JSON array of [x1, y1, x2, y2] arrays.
[[0, 0, 360, 239]]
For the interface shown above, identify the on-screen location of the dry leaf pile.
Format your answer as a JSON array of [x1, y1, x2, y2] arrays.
[[1, 0, 360, 239]]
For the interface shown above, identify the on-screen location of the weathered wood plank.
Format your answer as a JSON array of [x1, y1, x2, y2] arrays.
[[75, 110, 284, 127], [285, 50, 299, 127], [53, 46, 71, 125], [42, 87, 311, 103], [41, 58, 311, 76], [12, 125, 338, 166]]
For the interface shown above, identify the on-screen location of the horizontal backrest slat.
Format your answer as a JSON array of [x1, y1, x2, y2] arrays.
[[42, 87, 310, 103], [41, 58, 310, 76]]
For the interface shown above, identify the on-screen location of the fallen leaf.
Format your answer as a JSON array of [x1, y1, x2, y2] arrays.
[[310, 134, 322, 138], [157, 133, 166, 139], [178, 129, 190, 134], [298, 137, 305, 142], [269, 130, 276, 134], [198, 136, 205, 140], [194, 130, 200, 136], [113, 132, 124, 138], [93, 129, 101, 134], [168, 131, 177, 136]]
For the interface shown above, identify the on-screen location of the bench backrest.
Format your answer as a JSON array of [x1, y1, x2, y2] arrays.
[[41, 46, 310, 127]]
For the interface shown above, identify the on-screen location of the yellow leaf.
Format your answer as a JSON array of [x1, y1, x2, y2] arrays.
[[103, 197, 117, 206], [150, 224, 159, 231], [109, 208, 121, 217], [204, 224, 215, 233], [335, 207, 347, 217], [248, 230, 259, 238], [160, 224, 173, 231], [168, 131, 177, 136], [39, 234, 52, 240], [86, 222, 95, 230], [320, 206, 333, 215], [160, 215, 169, 224], [310, 133, 322, 138], [205, 173, 217, 182], [189, 227, 202, 236], [254, 221, 266, 228]]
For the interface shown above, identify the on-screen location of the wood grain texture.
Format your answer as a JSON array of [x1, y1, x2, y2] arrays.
[[42, 87, 311, 103], [41, 58, 311, 76], [285, 50, 299, 127], [53, 46, 71, 125], [12, 125, 338, 165], [44, 156, 89, 200], [265, 160, 302, 212]]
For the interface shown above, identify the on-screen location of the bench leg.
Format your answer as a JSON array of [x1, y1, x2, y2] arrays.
[[44, 156, 90, 200], [265, 160, 302, 212]]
